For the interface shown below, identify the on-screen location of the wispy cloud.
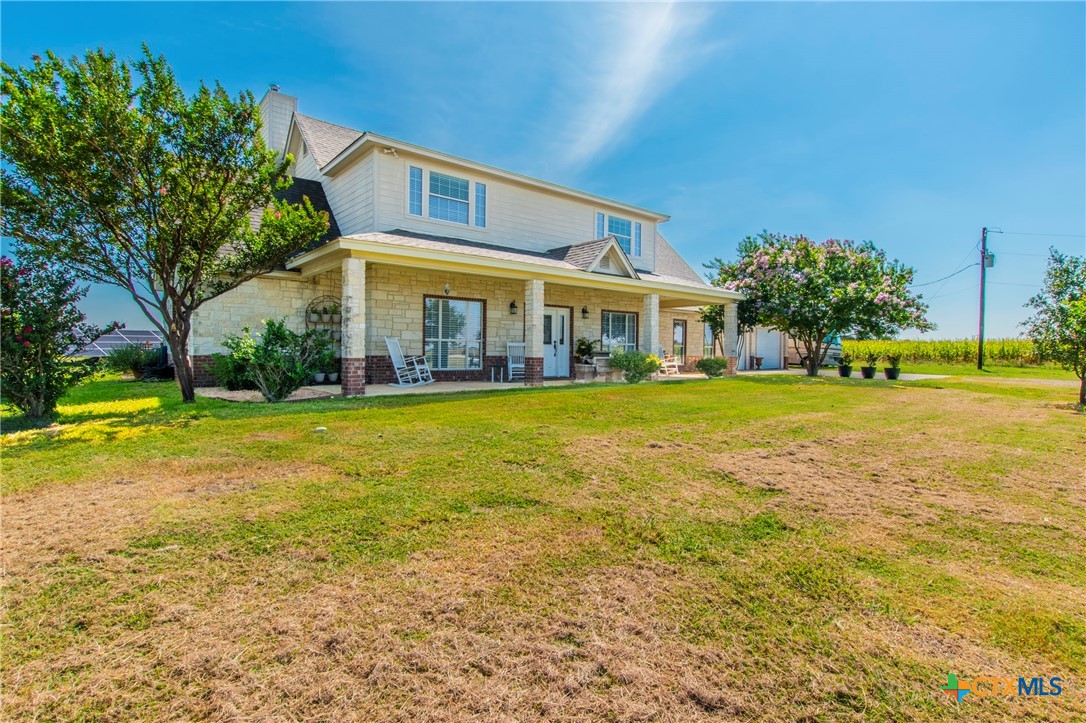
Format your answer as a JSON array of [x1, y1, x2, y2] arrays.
[[550, 3, 718, 175]]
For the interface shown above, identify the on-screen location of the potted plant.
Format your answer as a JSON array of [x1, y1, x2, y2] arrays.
[[325, 352, 340, 383], [308, 307, 321, 323], [860, 352, 878, 379], [884, 354, 901, 380], [837, 352, 853, 378], [330, 303, 341, 324], [319, 305, 332, 323], [573, 337, 598, 382], [312, 369, 326, 383]]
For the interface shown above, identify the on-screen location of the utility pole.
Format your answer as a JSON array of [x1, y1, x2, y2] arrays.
[[977, 227, 988, 370], [976, 227, 1000, 369]]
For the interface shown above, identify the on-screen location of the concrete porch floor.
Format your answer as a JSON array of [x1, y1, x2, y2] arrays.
[[309, 373, 710, 397]]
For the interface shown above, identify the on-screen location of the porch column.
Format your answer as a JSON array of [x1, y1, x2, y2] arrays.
[[524, 279, 545, 386], [341, 257, 366, 395], [641, 293, 659, 355], [722, 301, 739, 376]]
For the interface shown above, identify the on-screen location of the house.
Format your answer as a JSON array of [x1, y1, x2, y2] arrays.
[[190, 89, 743, 395]]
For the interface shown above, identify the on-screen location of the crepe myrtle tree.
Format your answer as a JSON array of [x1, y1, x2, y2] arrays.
[[707, 232, 932, 376], [1, 254, 116, 422], [1022, 248, 1086, 405], [1, 47, 329, 402]]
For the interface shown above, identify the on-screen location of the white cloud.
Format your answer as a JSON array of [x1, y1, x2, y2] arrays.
[[551, 2, 717, 175]]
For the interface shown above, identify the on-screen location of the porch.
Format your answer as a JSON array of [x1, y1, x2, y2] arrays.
[[189, 231, 742, 395]]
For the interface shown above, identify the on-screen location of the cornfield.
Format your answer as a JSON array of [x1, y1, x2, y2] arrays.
[[842, 338, 1038, 365]]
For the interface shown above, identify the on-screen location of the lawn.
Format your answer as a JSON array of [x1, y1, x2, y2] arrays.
[[3, 374, 1084, 720]]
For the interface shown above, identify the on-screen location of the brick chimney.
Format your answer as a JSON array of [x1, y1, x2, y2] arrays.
[[258, 85, 297, 157]]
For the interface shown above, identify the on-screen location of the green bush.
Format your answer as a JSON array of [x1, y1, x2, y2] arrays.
[[104, 344, 157, 378], [211, 327, 258, 390], [608, 350, 663, 384], [695, 357, 731, 378], [246, 319, 331, 402], [842, 338, 1038, 366]]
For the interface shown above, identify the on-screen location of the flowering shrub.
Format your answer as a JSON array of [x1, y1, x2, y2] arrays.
[[609, 350, 663, 384], [0, 255, 115, 422], [708, 232, 931, 375], [211, 328, 258, 391]]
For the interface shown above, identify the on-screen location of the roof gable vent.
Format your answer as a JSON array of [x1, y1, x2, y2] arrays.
[[600, 256, 611, 269]]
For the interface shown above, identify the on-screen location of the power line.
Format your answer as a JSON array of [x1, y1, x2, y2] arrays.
[[1001, 231, 1086, 238], [911, 263, 978, 288], [989, 281, 1041, 288], [989, 251, 1048, 257], [926, 282, 979, 300]]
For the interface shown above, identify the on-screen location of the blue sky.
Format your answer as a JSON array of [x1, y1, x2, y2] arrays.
[[3, 1, 1084, 338]]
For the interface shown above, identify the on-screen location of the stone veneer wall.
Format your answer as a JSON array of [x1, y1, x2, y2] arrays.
[[190, 263, 738, 386]]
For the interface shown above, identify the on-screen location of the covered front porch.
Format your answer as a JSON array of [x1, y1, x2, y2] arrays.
[[287, 234, 742, 396]]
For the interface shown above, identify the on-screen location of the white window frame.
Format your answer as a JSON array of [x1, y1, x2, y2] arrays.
[[601, 311, 638, 352], [404, 163, 488, 231], [596, 212, 643, 257]]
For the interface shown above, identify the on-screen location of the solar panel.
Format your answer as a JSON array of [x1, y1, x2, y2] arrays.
[[75, 330, 165, 357]]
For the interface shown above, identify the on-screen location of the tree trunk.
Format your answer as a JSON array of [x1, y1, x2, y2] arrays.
[[1079, 375, 1085, 406], [806, 338, 822, 376], [166, 330, 196, 403]]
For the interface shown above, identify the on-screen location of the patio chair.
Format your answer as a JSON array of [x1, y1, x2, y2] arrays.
[[385, 336, 434, 387], [658, 346, 681, 376], [507, 342, 526, 382]]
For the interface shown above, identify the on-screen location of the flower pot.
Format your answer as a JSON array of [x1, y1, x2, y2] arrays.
[[313, 372, 326, 383], [308, 313, 320, 323], [838, 365, 853, 378], [320, 313, 332, 323], [884, 367, 900, 380], [332, 330, 342, 341], [860, 366, 876, 379], [331, 314, 341, 324], [328, 372, 339, 383]]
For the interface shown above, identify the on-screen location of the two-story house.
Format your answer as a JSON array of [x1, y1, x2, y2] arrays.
[[190, 89, 743, 395]]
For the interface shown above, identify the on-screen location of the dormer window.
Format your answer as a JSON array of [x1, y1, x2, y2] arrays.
[[596, 213, 642, 256], [408, 166, 486, 227]]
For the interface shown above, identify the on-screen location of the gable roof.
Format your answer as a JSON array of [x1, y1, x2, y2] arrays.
[[654, 233, 706, 285], [247, 176, 341, 250], [293, 114, 363, 168], [548, 237, 639, 278]]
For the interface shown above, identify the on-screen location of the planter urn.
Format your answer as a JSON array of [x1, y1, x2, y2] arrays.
[[838, 365, 853, 378], [313, 372, 326, 383], [860, 366, 876, 379], [328, 372, 340, 383], [308, 312, 320, 323], [320, 313, 332, 323], [884, 367, 901, 380], [574, 363, 596, 383], [331, 314, 341, 324]]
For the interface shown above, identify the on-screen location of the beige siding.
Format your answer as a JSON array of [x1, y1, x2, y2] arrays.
[[323, 152, 376, 234], [373, 152, 658, 269]]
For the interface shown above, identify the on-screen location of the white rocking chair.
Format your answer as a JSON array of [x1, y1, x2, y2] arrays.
[[658, 346, 681, 376], [385, 336, 434, 387], [507, 342, 526, 382]]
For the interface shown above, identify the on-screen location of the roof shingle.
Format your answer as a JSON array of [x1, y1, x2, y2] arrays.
[[293, 114, 363, 167]]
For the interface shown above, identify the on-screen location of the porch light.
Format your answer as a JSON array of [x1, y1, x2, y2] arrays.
[[509, 301, 518, 315], [581, 306, 589, 319]]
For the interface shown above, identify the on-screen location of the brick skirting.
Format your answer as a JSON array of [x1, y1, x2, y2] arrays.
[[524, 357, 544, 386], [192, 355, 215, 387], [342, 357, 366, 396], [365, 355, 510, 384], [724, 356, 738, 376]]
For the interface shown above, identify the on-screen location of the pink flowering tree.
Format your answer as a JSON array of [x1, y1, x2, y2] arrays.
[[1, 48, 329, 402], [0, 255, 116, 422], [707, 232, 932, 376]]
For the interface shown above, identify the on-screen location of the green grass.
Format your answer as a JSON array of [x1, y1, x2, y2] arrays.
[[3, 373, 1084, 721]]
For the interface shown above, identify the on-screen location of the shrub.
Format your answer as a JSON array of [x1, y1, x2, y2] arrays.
[[842, 338, 1038, 366], [211, 328, 258, 391], [0, 255, 113, 422], [838, 352, 853, 366], [104, 344, 157, 378], [574, 337, 599, 363], [696, 357, 731, 378], [246, 319, 331, 402], [609, 350, 663, 384]]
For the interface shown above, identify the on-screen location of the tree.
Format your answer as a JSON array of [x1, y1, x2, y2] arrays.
[[0, 254, 114, 423], [1022, 248, 1086, 405], [1, 47, 329, 402], [707, 232, 932, 376]]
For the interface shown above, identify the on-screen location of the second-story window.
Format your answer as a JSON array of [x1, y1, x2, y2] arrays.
[[429, 171, 470, 224], [408, 167, 423, 216], [475, 183, 487, 227], [598, 214, 643, 256]]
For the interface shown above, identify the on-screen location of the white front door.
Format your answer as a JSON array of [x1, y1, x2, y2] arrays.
[[543, 306, 570, 378]]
